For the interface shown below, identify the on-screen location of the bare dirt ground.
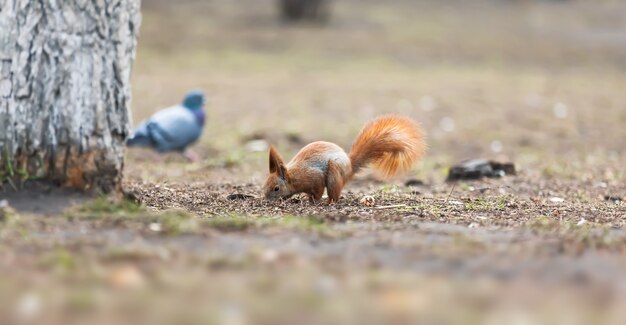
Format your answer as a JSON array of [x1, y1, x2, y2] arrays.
[[1, 0, 626, 324]]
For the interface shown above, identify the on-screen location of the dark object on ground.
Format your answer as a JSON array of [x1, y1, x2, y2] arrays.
[[604, 195, 625, 203], [279, 0, 331, 22], [124, 190, 142, 204], [226, 194, 256, 200], [324, 213, 348, 223], [286, 132, 304, 145], [447, 159, 516, 181], [405, 179, 425, 187]]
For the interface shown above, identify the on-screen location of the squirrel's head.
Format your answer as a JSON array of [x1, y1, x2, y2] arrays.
[[262, 146, 294, 201]]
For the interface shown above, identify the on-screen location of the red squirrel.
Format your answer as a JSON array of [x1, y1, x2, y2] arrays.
[[262, 115, 426, 203]]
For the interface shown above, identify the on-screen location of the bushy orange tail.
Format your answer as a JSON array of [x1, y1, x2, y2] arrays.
[[348, 115, 426, 178]]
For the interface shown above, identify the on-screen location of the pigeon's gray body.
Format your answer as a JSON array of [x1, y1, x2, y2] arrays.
[[127, 90, 206, 153]]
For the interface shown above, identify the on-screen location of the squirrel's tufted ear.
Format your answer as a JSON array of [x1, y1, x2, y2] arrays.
[[269, 145, 288, 179]]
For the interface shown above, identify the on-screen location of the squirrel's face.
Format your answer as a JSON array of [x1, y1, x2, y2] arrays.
[[262, 174, 292, 201], [263, 145, 293, 201]]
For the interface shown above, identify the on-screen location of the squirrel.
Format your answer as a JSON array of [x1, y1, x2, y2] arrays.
[[262, 115, 426, 203]]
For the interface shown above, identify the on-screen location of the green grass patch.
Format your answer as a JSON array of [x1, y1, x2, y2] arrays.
[[69, 199, 333, 235], [158, 209, 198, 235], [205, 215, 256, 232], [75, 197, 144, 216], [463, 198, 491, 211], [279, 215, 328, 232], [526, 216, 625, 251], [39, 247, 77, 272], [68, 198, 196, 235], [204, 214, 330, 234]]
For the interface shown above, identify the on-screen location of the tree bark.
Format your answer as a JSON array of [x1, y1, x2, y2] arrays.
[[0, 0, 141, 192]]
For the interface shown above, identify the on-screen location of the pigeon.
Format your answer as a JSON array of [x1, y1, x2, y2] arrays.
[[127, 90, 206, 161]]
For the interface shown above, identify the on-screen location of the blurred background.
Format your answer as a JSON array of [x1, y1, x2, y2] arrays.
[[130, 0, 625, 184]]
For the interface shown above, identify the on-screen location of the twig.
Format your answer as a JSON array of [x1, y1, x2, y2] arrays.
[[6, 177, 17, 192], [445, 182, 457, 203], [375, 204, 408, 210]]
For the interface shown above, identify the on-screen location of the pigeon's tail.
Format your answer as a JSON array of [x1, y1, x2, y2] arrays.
[[127, 124, 153, 147], [127, 134, 152, 147]]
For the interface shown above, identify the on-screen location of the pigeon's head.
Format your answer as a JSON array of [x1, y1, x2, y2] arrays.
[[182, 90, 205, 111]]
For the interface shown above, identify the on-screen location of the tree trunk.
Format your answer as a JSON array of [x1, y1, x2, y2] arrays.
[[0, 0, 141, 192]]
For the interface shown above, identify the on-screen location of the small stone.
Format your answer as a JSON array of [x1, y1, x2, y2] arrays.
[[439, 117, 455, 132], [360, 195, 375, 207], [553, 102, 568, 119], [490, 140, 503, 153], [219, 304, 246, 325], [549, 197, 565, 203], [244, 139, 269, 152], [0, 200, 14, 221], [592, 182, 607, 188], [261, 249, 279, 263], [149, 222, 162, 232], [577, 218, 587, 226], [108, 265, 145, 289], [16, 292, 41, 321], [419, 96, 437, 111]]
